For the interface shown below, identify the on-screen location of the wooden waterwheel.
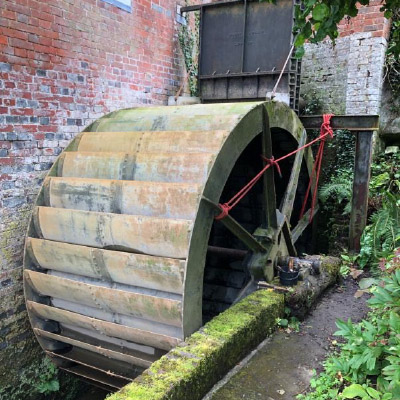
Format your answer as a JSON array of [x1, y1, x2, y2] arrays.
[[23, 101, 315, 390]]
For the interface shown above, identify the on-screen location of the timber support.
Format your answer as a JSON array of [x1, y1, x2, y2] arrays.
[[300, 114, 378, 252]]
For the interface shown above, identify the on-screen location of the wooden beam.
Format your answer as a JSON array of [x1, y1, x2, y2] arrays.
[[349, 131, 374, 252], [300, 115, 379, 131], [262, 107, 278, 229]]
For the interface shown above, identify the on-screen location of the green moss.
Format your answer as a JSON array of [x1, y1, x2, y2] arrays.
[[319, 256, 341, 277], [107, 290, 284, 400]]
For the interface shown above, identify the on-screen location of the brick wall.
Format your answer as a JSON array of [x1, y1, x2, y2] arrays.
[[0, 0, 184, 394], [301, 0, 391, 115]]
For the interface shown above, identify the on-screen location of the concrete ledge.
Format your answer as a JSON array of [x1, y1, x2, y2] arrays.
[[107, 290, 284, 400]]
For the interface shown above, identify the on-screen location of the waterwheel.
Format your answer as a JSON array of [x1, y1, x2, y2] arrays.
[[23, 101, 315, 390]]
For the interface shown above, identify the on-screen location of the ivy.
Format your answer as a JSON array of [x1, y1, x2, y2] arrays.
[[386, 11, 400, 112], [178, 8, 200, 97]]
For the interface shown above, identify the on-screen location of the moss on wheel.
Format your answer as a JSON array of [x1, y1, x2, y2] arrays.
[[107, 290, 284, 400]]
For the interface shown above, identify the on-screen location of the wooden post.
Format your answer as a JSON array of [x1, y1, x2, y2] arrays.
[[348, 131, 374, 252]]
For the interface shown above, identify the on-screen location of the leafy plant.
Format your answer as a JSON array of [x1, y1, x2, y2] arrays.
[[369, 152, 400, 207], [0, 356, 61, 400], [35, 358, 59, 395], [340, 253, 360, 277], [297, 255, 400, 400], [359, 193, 400, 268], [297, 362, 341, 399], [178, 8, 200, 97], [385, 11, 400, 112], [292, 0, 400, 59], [320, 169, 353, 215], [341, 383, 387, 399]]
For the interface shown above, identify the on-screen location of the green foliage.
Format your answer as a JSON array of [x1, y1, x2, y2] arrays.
[[328, 130, 355, 170], [297, 363, 341, 399], [340, 253, 359, 277], [341, 384, 386, 399], [0, 356, 60, 400], [297, 254, 400, 400], [301, 90, 323, 116], [318, 152, 400, 255], [178, 9, 199, 97], [35, 358, 59, 395], [276, 316, 301, 332], [370, 152, 400, 203], [320, 168, 353, 215], [293, 0, 400, 59], [362, 152, 400, 265], [386, 11, 400, 111], [359, 193, 400, 268]]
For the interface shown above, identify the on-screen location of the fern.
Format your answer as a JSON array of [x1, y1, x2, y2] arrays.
[[359, 193, 400, 267], [319, 169, 353, 214]]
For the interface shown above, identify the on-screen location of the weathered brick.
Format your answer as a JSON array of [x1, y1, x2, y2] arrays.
[[0, 63, 11, 72]]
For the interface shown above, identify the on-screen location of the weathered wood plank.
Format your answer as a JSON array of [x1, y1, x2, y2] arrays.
[[28, 238, 185, 295], [28, 301, 179, 350], [34, 206, 192, 259], [46, 350, 134, 382], [35, 328, 153, 368], [92, 115, 242, 133], [25, 270, 183, 327], [291, 205, 319, 244], [107, 102, 260, 119], [262, 107, 278, 229], [45, 177, 201, 220], [78, 130, 229, 154], [59, 152, 215, 184], [280, 129, 307, 221], [62, 364, 126, 389], [59, 152, 136, 180], [349, 131, 373, 252], [133, 153, 215, 184]]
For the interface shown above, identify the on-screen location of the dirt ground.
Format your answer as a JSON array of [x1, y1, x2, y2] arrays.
[[203, 277, 370, 400]]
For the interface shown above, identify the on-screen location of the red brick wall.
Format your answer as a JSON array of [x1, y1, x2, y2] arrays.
[[0, 0, 184, 392], [338, 0, 391, 39]]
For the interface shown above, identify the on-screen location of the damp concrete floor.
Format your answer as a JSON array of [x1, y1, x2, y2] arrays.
[[203, 277, 369, 400]]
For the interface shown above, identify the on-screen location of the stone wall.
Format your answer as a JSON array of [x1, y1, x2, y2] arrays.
[[0, 0, 184, 395], [301, 1, 391, 116], [380, 82, 400, 145]]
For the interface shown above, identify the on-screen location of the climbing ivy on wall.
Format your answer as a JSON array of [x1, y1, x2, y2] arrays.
[[178, 8, 200, 97], [386, 11, 400, 111]]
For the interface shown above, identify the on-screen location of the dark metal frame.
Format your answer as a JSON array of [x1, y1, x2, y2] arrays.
[[183, 0, 302, 111], [300, 115, 379, 252]]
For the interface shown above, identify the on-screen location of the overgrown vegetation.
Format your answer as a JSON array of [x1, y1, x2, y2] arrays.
[[359, 193, 400, 268], [319, 152, 400, 255], [0, 356, 82, 400], [298, 150, 400, 399], [298, 250, 400, 400], [385, 10, 400, 112], [178, 7, 199, 97]]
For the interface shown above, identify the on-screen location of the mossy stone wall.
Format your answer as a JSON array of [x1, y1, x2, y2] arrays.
[[108, 290, 284, 400]]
